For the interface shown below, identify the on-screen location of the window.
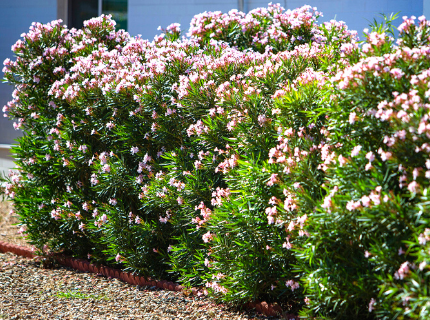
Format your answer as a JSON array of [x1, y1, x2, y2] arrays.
[[102, 0, 127, 31], [69, 0, 98, 30], [67, 0, 127, 31]]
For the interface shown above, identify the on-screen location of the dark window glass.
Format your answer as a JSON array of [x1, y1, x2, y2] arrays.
[[102, 0, 128, 31], [69, 0, 98, 29]]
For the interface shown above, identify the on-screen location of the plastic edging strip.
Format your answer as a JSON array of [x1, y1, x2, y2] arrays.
[[0, 240, 294, 318]]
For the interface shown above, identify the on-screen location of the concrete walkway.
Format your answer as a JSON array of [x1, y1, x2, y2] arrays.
[[0, 144, 15, 179]]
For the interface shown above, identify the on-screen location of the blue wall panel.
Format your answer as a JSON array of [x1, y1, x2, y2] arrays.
[[0, 0, 426, 147], [0, 0, 56, 145]]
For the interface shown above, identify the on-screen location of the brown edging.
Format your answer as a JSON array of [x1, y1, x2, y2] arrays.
[[0, 241, 291, 318]]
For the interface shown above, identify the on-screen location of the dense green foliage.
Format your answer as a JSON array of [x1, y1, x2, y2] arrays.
[[3, 5, 430, 319]]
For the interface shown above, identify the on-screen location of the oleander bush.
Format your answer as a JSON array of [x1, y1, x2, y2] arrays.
[[295, 15, 430, 319], [3, 3, 430, 318]]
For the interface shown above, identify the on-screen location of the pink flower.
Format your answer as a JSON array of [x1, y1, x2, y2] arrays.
[[394, 262, 410, 280], [321, 195, 332, 210], [194, 160, 203, 169], [390, 68, 404, 79], [349, 112, 357, 124], [346, 200, 361, 211], [31, 112, 39, 119], [18, 226, 27, 234], [408, 181, 420, 193], [257, 114, 268, 126], [106, 121, 115, 130], [283, 241, 292, 249], [368, 298, 376, 312], [285, 280, 300, 291], [78, 145, 88, 153], [62, 157, 70, 167], [151, 122, 159, 132], [297, 214, 308, 226], [143, 153, 152, 163], [413, 168, 420, 180], [131, 146, 139, 155], [267, 173, 279, 186], [284, 128, 294, 136], [365, 151, 375, 162], [226, 120, 237, 131], [418, 229, 430, 245], [204, 258, 211, 267], [82, 202, 89, 211], [351, 145, 362, 157], [90, 174, 99, 186], [338, 155, 347, 167], [202, 231, 214, 243], [361, 195, 371, 207], [379, 150, 392, 161]]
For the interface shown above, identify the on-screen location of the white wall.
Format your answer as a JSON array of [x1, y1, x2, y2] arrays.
[[0, 146, 14, 177]]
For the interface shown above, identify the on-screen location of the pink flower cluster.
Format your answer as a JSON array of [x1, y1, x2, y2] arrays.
[[192, 202, 213, 228], [188, 4, 356, 50]]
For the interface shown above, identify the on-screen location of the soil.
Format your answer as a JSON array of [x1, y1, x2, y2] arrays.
[[0, 200, 29, 247]]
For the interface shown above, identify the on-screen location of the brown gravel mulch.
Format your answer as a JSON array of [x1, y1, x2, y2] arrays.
[[0, 201, 290, 319], [0, 201, 28, 248], [0, 252, 284, 320]]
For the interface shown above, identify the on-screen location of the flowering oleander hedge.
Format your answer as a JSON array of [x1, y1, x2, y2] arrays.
[[3, 4, 430, 318], [295, 16, 430, 319]]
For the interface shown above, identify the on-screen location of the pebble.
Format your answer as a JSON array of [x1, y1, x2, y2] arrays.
[[0, 252, 282, 319]]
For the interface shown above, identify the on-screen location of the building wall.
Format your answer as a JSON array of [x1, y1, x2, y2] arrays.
[[424, 0, 430, 17], [128, 0, 424, 39], [128, 0, 239, 38], [0, 0, 426, 176], [0, 0, 56, 175], [0, 146, 14, 177], [284, 0, 422, 35], [0, 0, 57, 146]]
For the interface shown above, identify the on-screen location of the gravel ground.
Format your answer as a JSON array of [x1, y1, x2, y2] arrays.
[[0, 200, 290, 319], [0, 201, 28, 248], [0, 252, 283, 320]]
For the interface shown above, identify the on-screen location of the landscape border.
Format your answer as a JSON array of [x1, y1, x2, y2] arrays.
[[0, 240, 291, 318]]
